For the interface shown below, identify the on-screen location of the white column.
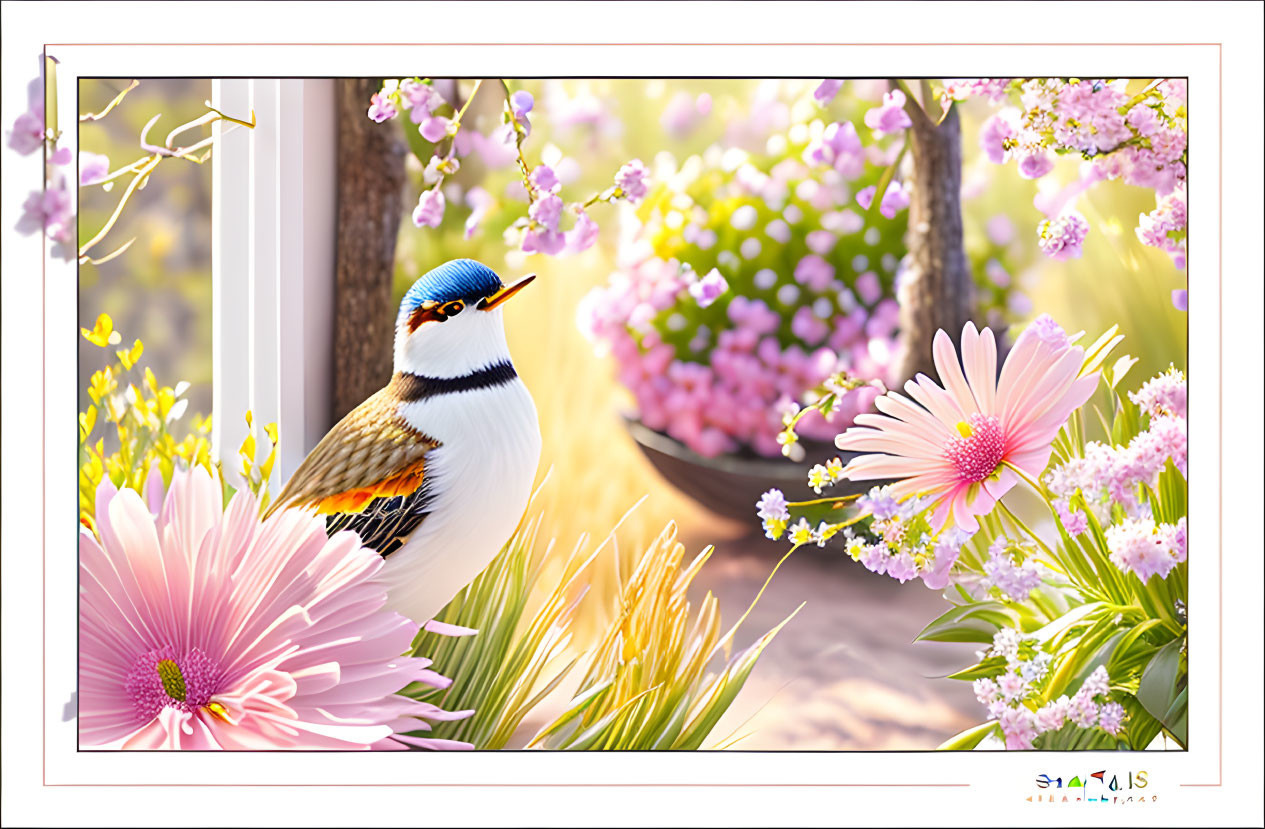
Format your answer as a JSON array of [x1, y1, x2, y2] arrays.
[[211, 79, 336, 489]]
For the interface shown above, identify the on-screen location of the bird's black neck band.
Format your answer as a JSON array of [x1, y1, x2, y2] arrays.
[[388, 361, 517, 402]]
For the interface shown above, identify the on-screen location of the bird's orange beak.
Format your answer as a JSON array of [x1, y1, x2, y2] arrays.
[[478, 273, 536, 310]]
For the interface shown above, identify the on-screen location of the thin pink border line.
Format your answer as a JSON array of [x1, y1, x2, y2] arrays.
[[46, 782, 969, 788], [44, 42, 1226, 49]]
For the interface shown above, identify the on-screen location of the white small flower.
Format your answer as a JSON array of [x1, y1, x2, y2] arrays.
[[991, 627, 1022, 663], [788, 517, 814, 546], [807, 464, 830, 494], [813, 522, 833, 547]]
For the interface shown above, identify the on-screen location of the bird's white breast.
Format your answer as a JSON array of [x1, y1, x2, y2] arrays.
[[378, 376, 541, 624]]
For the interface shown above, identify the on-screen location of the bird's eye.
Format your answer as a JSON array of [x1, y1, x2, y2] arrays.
[[407, 300, 467, 332]]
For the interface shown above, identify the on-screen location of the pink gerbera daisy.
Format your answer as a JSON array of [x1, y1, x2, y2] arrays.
[[79, 465, 471, 750], [836, 316, 1101, 531]]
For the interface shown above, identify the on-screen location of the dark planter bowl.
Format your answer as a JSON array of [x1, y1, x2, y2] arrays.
[[625, 417, 876, 526]]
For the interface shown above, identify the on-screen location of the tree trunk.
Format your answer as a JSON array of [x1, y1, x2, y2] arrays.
[[895, 100, 974, 384], [332, 78, 407, 421]]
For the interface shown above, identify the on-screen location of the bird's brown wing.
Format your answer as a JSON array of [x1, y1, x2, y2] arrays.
[[264, 386, 440, 520]]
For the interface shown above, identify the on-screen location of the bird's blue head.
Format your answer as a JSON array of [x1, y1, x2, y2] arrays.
[[401, 259, 503, 312], [394, 259, 535, 377]]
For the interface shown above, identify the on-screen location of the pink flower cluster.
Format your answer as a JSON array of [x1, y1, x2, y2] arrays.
[[7, 76, 46, 154], [1136, 181, 1187, 268], [942, 78, 1012, 103], [962, 78, 1187, 271], [855, 180, 911, 219], [977, 639, 1122, 749], [1036, 211, 1090, 260], [1046, 371, 1187, 517], [862, 89, 912, 136], [983, 540, 1047, 601], [16, 183, 73, 245], [520, 163, 601, 255], [837, 487, 974, 589], [370, 78, 453, 142], [1129, 366, 1186, 419], [1106, 516, 1187, 581], [802, 120, 865, 178]]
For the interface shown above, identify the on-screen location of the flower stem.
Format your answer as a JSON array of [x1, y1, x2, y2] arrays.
[[78, 155, 161, 260], [498, 80, 534, 200], [996, 499, 1057, 562], [711, 544, 799, 660], [80, 79, 139, 122], [449, 79, 484, 131], [786, 493, 862, 509]]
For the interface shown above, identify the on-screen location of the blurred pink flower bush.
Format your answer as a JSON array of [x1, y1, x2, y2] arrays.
[[577, 127, 912, 458]]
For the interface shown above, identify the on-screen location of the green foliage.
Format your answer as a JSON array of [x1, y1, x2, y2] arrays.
[[406, 511, 795, 750], [934, 365, 1186, 751]]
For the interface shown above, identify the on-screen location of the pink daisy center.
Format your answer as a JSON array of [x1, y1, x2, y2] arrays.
[[944, 413, 1005, 483], [125, 646, 223, 720]]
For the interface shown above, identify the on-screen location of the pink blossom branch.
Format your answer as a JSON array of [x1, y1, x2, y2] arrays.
[[498, 79, 536, 204]]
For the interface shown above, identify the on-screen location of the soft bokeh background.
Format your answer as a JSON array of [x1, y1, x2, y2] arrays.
[[78, 77, 1187, 749], [78, 78, 213, 422]]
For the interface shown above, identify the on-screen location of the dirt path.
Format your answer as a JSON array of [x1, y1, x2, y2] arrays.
[[681, 522, 983, 751]]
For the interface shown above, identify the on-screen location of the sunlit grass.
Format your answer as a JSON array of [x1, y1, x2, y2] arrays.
[[406, 489, 795, 750]]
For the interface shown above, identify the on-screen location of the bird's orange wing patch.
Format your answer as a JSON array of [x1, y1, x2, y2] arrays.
[[314, 456, 428, 515]]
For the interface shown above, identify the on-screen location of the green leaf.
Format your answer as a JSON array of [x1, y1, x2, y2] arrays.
[[1080, 325, 1124, 376], [1162, 686, 1188, 747], [937, 720, 999, 750], [1036, 721, 1120, 750], [397, 95, 444, 165], [529, 679, 614, 747], [1069, 630, 1126, 692], [1104, 354, 1139, 391], [915, 601, 1016, 644], [1107, 619, 1166, 675], [947, 655, 1007, 681], [674, 606, 800, 750], [1110, 390, 1141, 447], [1137, 639, 1186, 747], [1122, 696, 1164, 749], [1044, 616, 1119, 699], [1030, 601, 1104, 645], [864, 142, 908, 222], [1154, 459, 1187, 525]]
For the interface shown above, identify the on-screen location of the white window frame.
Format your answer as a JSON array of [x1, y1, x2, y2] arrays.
[[210, 79, 337, 487]]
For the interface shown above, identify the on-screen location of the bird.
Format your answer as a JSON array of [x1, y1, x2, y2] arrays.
[[266, 258, 542, 625]]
